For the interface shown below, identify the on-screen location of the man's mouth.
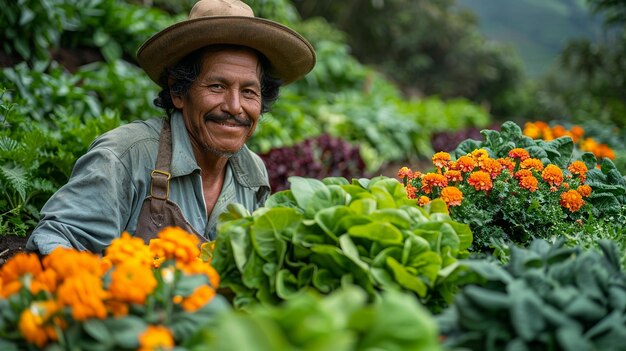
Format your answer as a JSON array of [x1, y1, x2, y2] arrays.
[[205, 114, 251, 127]]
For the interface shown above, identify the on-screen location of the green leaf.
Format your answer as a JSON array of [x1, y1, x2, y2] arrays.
[[509, 281, 545, 341], [348, 222, 403, 245], [102, 316, 147, 349], [251, 208, 302, 262], [370, 208, 412, 229], [339, 234, 370, 271], [386, 256, 427, 297], [276, 269, 299, 299], [173, 273, 209, 296], [315, 206, 352, 240], [288, 176, 329, 211]]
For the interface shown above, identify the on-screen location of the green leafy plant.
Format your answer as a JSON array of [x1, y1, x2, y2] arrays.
[[186, 286, 442, 351], [438, 238, 626, 351], [212, 176, 472, 312]]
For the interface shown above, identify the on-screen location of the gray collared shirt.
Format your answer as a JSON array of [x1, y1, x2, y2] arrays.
[[26, 111, 270, 254]]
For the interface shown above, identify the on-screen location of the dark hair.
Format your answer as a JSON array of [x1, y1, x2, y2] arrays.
[[154, 45, 282, 116]]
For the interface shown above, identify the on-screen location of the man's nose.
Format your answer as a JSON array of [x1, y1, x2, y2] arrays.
[[222, 90, 243, 115]]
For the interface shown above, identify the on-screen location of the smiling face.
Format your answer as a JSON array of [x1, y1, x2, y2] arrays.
[[172, 47, 262, 158]]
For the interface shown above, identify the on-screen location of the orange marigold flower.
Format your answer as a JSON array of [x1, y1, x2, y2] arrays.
[[455, 155, 476, 173], [568, 161, 588, 182], [104, 232, 154, 268], [523, 122, 542, 139], [397, 166, 413, 180], [514, 169, 533, 180], [43, 247, 103, 280], [31, 269, 58, 295], [0, 252, 42, 298], [150, 227, 200, 265], [471, 149, 489, 162], [467, 171, 493, 191], [577, 184, 592, 198], [106, 300, 129, 318], [177, 260, 220, 290], [181, 285, 216, 312], [444, 170, 463, 183], [18, 301, 60, 348], [497, 157, 515, 173], [560, 189, 585, 212], [405, 184, 417, 199], [108, 262, 157, 305], [480, 158, 503, 178], [520, 158, 544, 172], [552, 124, 568, 138], [420, 173, 448, 194], [570, 125, 584, 143], [417, 196, 430, 207], [432, 152, 451, 169], [542, 164, 564, 187], [138, 325, 174, 351], [57, 272, 109, 321], [519, 175, 539, 192], [440, 186, 463, 207], [596, 144, 615, 159], [508, 148, 530, 161]]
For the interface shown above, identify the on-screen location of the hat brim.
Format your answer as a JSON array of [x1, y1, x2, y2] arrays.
[[137, 16, 316, 87]]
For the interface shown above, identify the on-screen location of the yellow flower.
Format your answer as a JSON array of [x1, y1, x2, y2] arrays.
[[441, 186, 463, 207], [523, 122, 542, 139], [467, 171, 493, 191], [181, 285, 216, 312], [177, 259, 220, 289], [104, 232, 154, 268], [138, 325, 174, 351], [18, 301, 60, 348], [150, 227, 200, 265], [57, 272, 109, 321], [31, 269, 58, 295], [108, 261, 157, 305], [0, 252, 42, 297], [560, 189, 585, 212], [541, 164, 564, 187]]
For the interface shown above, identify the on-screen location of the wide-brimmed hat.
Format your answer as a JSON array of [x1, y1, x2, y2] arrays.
[[137, 0, 316, 87]]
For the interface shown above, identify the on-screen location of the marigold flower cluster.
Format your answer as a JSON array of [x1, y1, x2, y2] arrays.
[[523, 121, 615, 161], [398, 148, 591, 214], [0, 228, 220, 350]]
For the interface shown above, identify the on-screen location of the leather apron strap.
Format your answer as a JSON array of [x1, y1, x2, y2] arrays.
[[134, 118, 208, 244]]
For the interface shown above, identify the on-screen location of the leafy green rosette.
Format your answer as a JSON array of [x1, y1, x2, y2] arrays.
[[212, 176, 472, 312]]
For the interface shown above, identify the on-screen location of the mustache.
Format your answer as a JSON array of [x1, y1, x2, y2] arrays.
[[204, 113, 252, 127]]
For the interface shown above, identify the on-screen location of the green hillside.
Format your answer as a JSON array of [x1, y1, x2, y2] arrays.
[[457, 0, 606, 77]]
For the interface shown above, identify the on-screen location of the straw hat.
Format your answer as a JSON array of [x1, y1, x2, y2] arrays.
[[137, 0, 316, 87]]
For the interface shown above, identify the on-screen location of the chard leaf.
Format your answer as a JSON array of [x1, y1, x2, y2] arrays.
[[312, 268, 335, 293], [348, 222, 403, 245], [401, 234, 431, 266], [276, 269, 298, 299]]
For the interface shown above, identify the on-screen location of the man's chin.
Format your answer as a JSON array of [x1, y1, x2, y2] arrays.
[[204, 145, 244, 158]]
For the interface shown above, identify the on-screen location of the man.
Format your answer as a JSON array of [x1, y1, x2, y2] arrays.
[[26, 0, 316, 254]]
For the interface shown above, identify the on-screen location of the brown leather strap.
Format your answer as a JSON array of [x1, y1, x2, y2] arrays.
[[149, 119, 172, 219]]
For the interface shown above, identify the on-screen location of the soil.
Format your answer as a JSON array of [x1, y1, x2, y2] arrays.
[[0, 234, 30, 266]]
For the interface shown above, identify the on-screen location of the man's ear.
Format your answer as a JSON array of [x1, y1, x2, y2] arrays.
[[169, 77, 184, 109]]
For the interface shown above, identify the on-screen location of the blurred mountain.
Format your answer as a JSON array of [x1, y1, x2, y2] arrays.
[[456, 0, 606, 77]]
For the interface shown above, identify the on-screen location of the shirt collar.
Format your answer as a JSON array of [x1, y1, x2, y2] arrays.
[[169, 111, 270, 189]]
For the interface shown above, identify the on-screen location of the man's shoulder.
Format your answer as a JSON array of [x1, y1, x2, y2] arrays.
[[89, 118, 163, 155]]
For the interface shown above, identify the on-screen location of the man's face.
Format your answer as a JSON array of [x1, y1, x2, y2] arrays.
[[173, 48, 262, 157]]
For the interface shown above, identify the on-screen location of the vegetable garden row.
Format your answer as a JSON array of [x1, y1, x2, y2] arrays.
[[2, 0, 626, 350]]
